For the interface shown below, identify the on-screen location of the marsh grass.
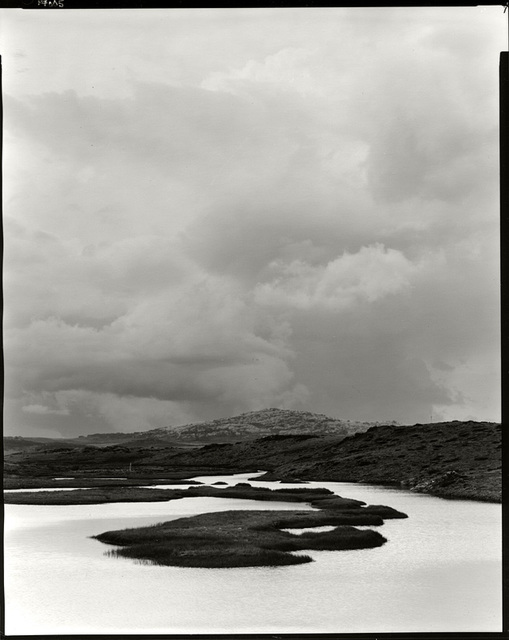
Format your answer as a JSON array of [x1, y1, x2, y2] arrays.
[[94, 508, 392, 568], [3, 486, 187, 505], [4, 483, 365, 507]]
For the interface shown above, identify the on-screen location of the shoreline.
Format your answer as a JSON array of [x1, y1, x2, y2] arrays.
[[3, 470, 499, 504]]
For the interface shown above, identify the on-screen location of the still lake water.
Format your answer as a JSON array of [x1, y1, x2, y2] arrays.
[[4, 472, 502, 634]]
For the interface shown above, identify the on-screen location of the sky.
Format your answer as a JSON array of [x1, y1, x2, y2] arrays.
[[1, 7, 505, 437]]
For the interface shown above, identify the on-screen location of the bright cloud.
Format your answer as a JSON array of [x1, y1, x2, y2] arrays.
[[254, 244, 419, 310]]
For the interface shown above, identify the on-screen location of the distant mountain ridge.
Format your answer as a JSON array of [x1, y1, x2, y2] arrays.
[[5, 408, 397, 450], [143, 408, 398, 443]]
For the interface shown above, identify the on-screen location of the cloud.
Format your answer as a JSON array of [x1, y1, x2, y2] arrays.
[[2, 8, 502, 436], [290, 325, 456, 424], [202, 47, 320, 96], [5, 264, 308, 434], [22, 404, 70, 416], [254, 244, 418, 310]]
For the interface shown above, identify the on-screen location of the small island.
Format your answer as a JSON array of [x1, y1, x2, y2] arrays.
[[90, 483, 407, 568]]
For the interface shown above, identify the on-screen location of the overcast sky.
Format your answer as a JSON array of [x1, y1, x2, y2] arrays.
[[1, 7, 505, 437]]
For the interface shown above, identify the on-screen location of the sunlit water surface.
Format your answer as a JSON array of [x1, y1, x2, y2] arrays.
[[4, 472, 501, 634]]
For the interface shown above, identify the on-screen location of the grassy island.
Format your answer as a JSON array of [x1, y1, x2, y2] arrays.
[[88, 483, 407, 568], [4, 483, 363, 506], [3, 482, 407, 517], [94, 509, 390, 568]]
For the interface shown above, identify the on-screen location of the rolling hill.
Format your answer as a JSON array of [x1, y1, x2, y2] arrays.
[[5, 408, 393, 450], [146, 408, 394, 443]]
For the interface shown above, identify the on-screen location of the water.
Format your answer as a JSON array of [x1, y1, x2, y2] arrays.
[[4, 473, 501, 634], [281, 526, 337, 534]]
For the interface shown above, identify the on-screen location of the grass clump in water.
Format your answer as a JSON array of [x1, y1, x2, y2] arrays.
[[94, 509, 389, 568], [4, 483, 366, 507]]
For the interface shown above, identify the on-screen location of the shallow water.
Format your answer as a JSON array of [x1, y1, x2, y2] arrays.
[[282, 525, 337, 534], [4, 472, 501, 634]]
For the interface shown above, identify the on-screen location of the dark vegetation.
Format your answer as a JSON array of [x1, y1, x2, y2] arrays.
[[3, 483, 369, 507], [94, 510, 389, 568], [92, 483, 406, 567]]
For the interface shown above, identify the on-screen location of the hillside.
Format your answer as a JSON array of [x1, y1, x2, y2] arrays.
[[4, 418, 500, 502], [3, 436, 81, 453], [3, 408, 393, 478], [4, 408, 392, 450], [263, 420, 501, 501], [143, 420, 501, 501], [147, 408, 395, 443]]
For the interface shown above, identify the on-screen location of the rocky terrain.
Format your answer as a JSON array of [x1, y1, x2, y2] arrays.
[[150, 408, 395, 443]]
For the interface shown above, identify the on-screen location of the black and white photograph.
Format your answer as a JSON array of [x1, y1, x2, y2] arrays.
[[1, 5, 505, 635]]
